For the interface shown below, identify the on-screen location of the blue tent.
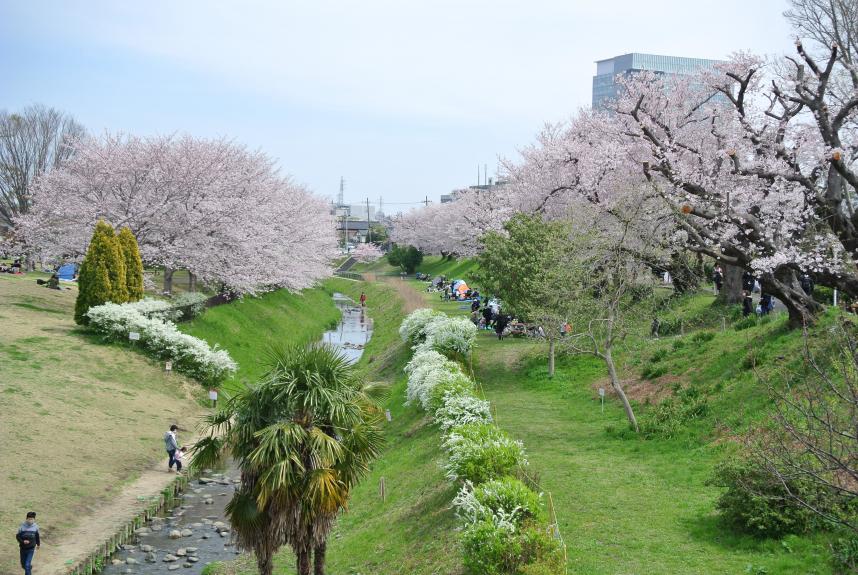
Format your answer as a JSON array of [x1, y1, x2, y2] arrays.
[[57, 263, 77, 281]]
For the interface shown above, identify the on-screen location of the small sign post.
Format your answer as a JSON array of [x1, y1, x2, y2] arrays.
[[384, 409, 392, 422], [598, 387, 605, 413], [128, 331, 140, 343], [209, 389, 218, 409], [165, 360, 173, 373]]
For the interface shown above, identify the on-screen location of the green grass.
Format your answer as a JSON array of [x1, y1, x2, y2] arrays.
[[353, 254, 481, 280], [180, 288, 341, 393], [0, 273, 206, 575], [202, 265, 841, 575], [379, 275, 835, 573]]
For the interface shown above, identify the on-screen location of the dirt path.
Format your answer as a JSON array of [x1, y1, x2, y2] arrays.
[[39, 457, 182, 575], [374, 274, 426, 313]]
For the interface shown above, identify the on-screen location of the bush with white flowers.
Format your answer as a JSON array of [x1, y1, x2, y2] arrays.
[[443, 423, 528, 483], [399, 308, 444, 344], [396, 306, 563, 573], [86, 301, 237, 386], [423, 315, 478, 356], [406, 357, 463, 410], [435, 392, 493, 431]]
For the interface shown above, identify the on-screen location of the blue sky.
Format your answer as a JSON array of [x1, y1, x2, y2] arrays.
[[1, 0, 795, 210]]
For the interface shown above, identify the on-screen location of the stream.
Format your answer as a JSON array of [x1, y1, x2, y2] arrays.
[[99, 293, 371, 574], [99, 468, 241, 574], [322, 292, 373, 363]]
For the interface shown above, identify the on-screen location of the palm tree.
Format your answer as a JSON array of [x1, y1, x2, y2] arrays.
[[192, 344, 384, 575]]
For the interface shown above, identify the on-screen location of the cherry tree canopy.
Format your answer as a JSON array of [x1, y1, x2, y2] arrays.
[[17, 133, 336, 294]]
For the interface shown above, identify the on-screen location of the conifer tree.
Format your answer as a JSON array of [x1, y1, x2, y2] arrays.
[[74, 220, 125, 324], [117, 226, 144, 301]]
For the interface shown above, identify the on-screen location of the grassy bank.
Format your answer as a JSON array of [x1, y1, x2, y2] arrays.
[[396, 264, 835, 573], [211, 277, 463, 575], [0, 274, 206, 575], [180, 288, 341, 393]]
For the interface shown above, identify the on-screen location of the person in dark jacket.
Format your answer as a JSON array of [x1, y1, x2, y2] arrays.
[[742, 271, 756, 293], [494, 314, 510, 340], [713, 266, 723, 294], [471, 299, 480, 313], [800, 273, 814, 295], [742, 291, 754, 317], [16, 511, 40, 575], [481, 306, 494, 330], [164, 424, 179, 471], [759, 293, 774, 315]]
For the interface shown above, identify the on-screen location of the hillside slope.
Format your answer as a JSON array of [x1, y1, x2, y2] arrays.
[[0, 274, 206, 574]]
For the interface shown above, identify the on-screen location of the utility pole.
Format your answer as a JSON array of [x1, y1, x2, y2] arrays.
[[366, 197, 372, 244], [424, 195, 429, 207]]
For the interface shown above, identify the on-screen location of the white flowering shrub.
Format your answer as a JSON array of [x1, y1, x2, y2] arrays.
[[453, 478, 543, 526], [435, 392, 493, 431], [404, 348, 449, 375], [443, 423, 527, 483], [171, 291, 209, 320], [86, 302, 237, 386], [427, 371, 475, 412], [406, 359, 462, 410], [399, 308, 443, 344], [423, 316, 478, 356]]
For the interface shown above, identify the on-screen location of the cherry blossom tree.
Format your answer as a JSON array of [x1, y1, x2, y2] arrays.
[[352, 242, 383, 263], [17, 133, 336, 294]]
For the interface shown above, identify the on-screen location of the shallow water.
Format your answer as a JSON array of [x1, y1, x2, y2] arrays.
[[98, 469, 240, 575], [321, 292, 373, 363]]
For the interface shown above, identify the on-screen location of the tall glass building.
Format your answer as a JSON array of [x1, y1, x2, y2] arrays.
[[592, 53, 723, 110]]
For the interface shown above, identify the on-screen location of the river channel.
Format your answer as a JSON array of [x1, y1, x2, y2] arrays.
[[98, 292, 371, 574]]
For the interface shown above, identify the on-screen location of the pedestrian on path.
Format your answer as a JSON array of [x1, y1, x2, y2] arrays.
[[164, 424, 179, 471], [359, 292, 367, 307], [174, 446, 188, 472], [16, 511, 40, 575]]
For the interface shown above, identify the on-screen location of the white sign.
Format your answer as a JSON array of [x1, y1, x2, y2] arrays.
[[384, 409, 392, 422], [128, 331, 141, 341], [209, 389, 218, 402], [165, 361, 173, 372], [598, 388, 605, 397]]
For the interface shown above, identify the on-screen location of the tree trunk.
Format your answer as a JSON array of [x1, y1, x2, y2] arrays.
[[604, 347, 639, 432], [313, 541, 327, 575], [256, 548, 274, 575], [163, 266, 174, 295], [188, 271, 197, 292], [297, 549, 311, 575], [718, 263, 744, 304], [548, 338, 555, 378], [764, 267, 823, 328]]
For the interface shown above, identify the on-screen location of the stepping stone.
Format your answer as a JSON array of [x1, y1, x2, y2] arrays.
[[181, 529, 193, 537], [140, 545, 153, 553], [145, 552, 157, 563], [163, 554, 178, 562], [112, 559, 124, 565], [187, 556, 199, 563], [185, 547, 198, 554], [183, 563, 194, 568], [125, 557, 139, 565], [169, 530, 182, 539], [168, 565, 181, 571], [176, 548, 187, 557]]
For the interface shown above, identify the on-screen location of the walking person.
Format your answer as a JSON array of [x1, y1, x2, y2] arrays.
[[742, 291, 754, 318], [164, 424, 179, 471], [16, 512, 40, 575], [713, 266, 723, 295], [174, 446, 188, 472], [359, 292, 367, 308]]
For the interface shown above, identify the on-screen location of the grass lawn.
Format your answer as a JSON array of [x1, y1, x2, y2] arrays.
[[401, 264, 835, 574], [0, 273, 206, 575], [180, 288, 341, 393]]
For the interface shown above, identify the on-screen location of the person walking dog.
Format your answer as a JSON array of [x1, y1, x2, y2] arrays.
[[164, 424, 179, 471], [16, 511, 40, 575]]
